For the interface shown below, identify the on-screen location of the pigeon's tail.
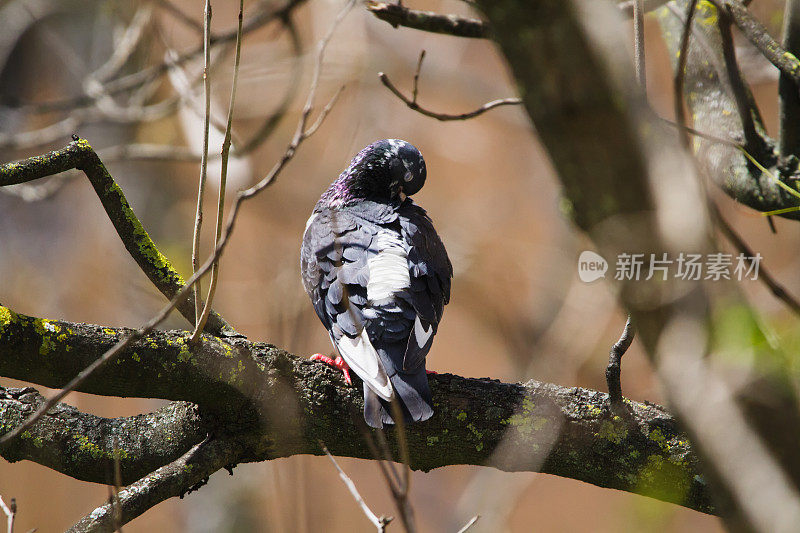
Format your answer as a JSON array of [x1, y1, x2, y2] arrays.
[[363, 383, 385, 429], [362, 371, 433, 429]]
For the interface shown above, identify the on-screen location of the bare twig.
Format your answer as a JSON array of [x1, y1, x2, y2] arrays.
[[387, 401, 416, 533], [658, 116, 742, 147], [88, 6, 154, 86], [157, 0, 204, 33], [366, 0, 666, 39], [68, 438, 244, 532], [192, 0, 245, 342], [606, 315, 635, 404], [716, 6, 769, 157], [780, 0, 800, 158], [674, 0, 699, 149], [0, 495, 15, 533], [1, 0, 307, 114], [618, 0, 672, 16], [365, 1, 490, 38], [722, 0, 800, 86], [456, 516, 479, 533], [238, 17, 304, 154], [379, 60, 521, 121], [320, 442, 392, 532], [192, 0, 213, 327], [412, 50, 425, 105], [710, 204, 800, 316], [633, 0, 646, 88], [0, 39, 235, 152]]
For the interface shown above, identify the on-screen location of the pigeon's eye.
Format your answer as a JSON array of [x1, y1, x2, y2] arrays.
[[403, 170, 413, 182]]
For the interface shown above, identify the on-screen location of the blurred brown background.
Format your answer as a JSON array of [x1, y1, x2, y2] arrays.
[[1, 0, 797, 530]]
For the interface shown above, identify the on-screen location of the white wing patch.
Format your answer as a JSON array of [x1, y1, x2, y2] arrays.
[[367, 231, 410, 301], [303, 212, 318, 233], [413, 316, 433, 348], [333, 329, 394, 401]]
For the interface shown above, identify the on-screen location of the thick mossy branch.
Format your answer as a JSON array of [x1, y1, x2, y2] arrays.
[[0, 140, 237, 334], [0, 387, 205, 485], [657, 0, 800, 219], [0, 304, 713, 514]]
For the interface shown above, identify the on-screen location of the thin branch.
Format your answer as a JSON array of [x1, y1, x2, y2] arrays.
[[619, 0, 673, 16], [156, 0, 204, 34], [87, 6, 154, 87], [722, 0, 800, 86], [606, 316, 635, 404], [68, 438, 244, 533], [633, 0, 646, 88], [0, 495, 15, 533], [365, 0, 668, 40], [658, 116, 743, 147], [412, 50, 425, 105], [192, 0, 213, 327], [710, 204, 800, 316], [379, 68, 521, 122], [716, 5, 769, 157], [387, 401, 417, 533], [456, 516, 479, 533], [238, 17, 304, 155], [0, 140, 236, 337], [365, 1, 490, 39], [192, 0, 245, 343], [0, 39, 236, 152], [674, 0, 699, 150], [780, 0, 800, 158], [0, 0, 308, 114], [321, 443, 391, 532]]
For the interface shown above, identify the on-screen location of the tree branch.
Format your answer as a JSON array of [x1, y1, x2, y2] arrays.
[[0, 304, 714, 515], [780, 0, 800, 158], [721, 0, 800, 86], [67, 437, 244, 533], [471, 0, 800, 529], [364, 0, 669, 39], [365, 1, 490, 39], [0, 140, 236, 337], [379, 71, 521, 121], [1, 0, 309, 114], [0, 387, 205, 485], [657, 0, 800, 219]]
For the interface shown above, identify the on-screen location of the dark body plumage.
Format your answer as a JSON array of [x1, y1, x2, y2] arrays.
[[301, 139, 452, 428]]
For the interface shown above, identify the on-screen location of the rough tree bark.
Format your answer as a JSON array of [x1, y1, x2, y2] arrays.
[[0, 304, 714, 518]]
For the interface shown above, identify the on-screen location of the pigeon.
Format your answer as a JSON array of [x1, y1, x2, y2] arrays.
[[301, 139, 452, 428]]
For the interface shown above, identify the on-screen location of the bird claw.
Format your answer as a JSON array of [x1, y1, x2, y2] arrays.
[[310, 353, 352, 385]]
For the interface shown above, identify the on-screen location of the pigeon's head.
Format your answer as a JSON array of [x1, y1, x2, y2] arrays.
[[322, 139, 427, 208]]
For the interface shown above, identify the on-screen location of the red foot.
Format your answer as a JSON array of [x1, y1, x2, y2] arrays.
[[310, 354, 352, 385], [426, 369, 438, 375]]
